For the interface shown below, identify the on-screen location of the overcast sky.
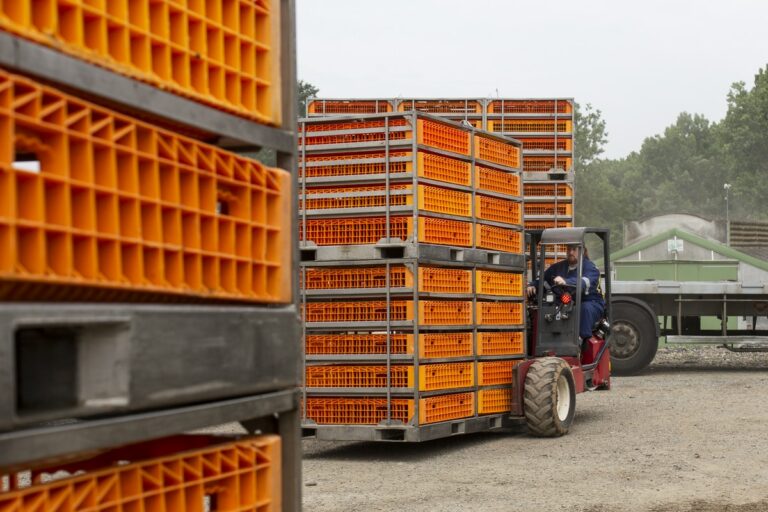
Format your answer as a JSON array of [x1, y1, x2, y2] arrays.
[[296, 0, 768, 159]]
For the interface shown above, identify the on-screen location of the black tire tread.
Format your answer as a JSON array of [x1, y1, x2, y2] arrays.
[[524, 357, 574, 437]]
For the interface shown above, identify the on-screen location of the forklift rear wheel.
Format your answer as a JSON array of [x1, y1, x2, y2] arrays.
[[524, 357, 576, 437]]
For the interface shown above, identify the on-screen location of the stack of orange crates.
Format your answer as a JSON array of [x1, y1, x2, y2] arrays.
[[0, 0, 293, 508], [299, 113, 527, 439], [307, 97, 575, 248]]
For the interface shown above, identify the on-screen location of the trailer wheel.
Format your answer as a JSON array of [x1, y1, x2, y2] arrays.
[[609, 301, 658, 375], [524, 358, 576, 437]]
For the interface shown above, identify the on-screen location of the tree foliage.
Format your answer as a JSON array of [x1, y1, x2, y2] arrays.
[[576, 65, 768, 249], [298, 80, 320, 117]]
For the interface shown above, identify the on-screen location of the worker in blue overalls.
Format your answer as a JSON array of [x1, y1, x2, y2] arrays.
[[527, 245, 605, 340]]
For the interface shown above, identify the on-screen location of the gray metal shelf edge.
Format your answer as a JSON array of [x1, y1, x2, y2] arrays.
[[300, 243, 527, 268], [0, 388, 297, 467], [304, 290, 525, 301], [300, 177, 524, 201], [302, 414, 512, 442], [306, 354, 526, 364], [0, 302, 301, 432], [304, 387, 479, 398], [0, 31, 295, 154], [300, 256, 527, 271], [305, 324, 525, 332]]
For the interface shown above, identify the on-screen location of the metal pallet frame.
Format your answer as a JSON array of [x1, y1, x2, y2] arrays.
[[304, 98, 576, 226], [298, 114, 527, 437], [303, 412, 515, 442], [299, 111, 525, 252], [0, 1, 300, 509]]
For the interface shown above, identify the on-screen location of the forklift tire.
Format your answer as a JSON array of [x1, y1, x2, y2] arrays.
[[524, 358, 576, 437], [609, 300, 658, 375]]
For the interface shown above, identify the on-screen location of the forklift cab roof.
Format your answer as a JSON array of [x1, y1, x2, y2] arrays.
[[539, 227, 610, 245]]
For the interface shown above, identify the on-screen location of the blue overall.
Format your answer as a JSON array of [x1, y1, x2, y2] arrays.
[[533, 258, 605, 339]]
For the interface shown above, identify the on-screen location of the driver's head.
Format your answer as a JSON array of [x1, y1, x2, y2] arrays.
[[566, 245, 580, 265]]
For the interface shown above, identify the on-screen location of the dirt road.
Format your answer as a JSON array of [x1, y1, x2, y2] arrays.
[[302, 347, 768, 511]]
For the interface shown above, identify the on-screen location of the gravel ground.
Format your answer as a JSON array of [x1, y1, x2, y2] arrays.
[[302, 346, 768, 512]]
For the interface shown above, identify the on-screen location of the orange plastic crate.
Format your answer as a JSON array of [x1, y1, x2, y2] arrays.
[[398, 99, 482, 114], [0, 1, 280, 125], [302, 265, 471, 294], [418, 266, 472, 294], [0, 68, 291, 304], [475, 165, 521, 197], [304, 397, 412, 425], [419, 392, 474, 424], [307, 99, 393, 115], [304, 332, 474, 358], [304, 301, 411, 323], [418, 185, 471, 217], [417, 119, 470, 155], [418, 300, 473, 325], [475, 224, 523, 253], [525, 202, 573, 217], [303, 266, 411, 290], [305, 333, 413, 355], [489, 99, 573, 114], [418, 362, 474, 391], [301, 184, 411, 210], [299, 119, 410, 146], [478, 388, 513, 414], [417, 151, 472, 186], [523, 182, 574, 198], [477, 331, 525, 356], [300, 217, 410, 245], [300, 152, 412, 178], [478, 360, 520, 385], [303, 119, 404, 133], [524, 220, 573, 230], [306, 363, 473, 391], [0, 435, 281, 512], [304, 300, 472, 325], [476, 270, 524, 297], [516, 137, 572, 152], [476, 195, 523, 225], [418, 217, 474, 247], [489, 119, 572, 134], [474, 134, 521, 168], [306, 365, 409, 388], [522, 156, 573, 173], [476, 302, 524, 326], [419, 332, 473, 358], [300, 216, 473, 247]]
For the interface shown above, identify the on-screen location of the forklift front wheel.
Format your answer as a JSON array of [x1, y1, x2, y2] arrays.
[[524, 357, 576, 437]]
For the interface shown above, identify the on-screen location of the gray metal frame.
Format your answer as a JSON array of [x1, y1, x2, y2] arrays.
[[299, 114, 528, 439], [305, 97, 576, 229], [303, 413, 514, 442], [0, 0, 300, 508]]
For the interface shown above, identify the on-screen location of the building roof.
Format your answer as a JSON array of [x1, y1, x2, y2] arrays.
[[605, 228, 768, 272]]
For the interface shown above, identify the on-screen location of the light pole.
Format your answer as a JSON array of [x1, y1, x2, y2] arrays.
[[724, 183, 731, 246]]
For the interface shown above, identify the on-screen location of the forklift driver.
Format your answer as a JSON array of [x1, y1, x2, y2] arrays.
[[527, 245, 605, 341]]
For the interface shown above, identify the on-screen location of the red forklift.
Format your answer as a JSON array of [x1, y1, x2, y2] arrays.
[[512, 227, 613, 437]]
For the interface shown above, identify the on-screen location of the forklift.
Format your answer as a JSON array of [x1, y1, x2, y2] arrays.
[[509, 228, 612, 437]]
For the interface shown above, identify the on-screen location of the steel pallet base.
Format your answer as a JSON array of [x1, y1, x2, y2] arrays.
[[302, 413, 515, 442], [300, 242, 526, 268], [0, 303, 301, 431]]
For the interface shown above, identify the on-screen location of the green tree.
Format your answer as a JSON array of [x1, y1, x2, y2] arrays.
[[573, 102, 608, 171], [718, 66, 768, 220], [297, 80, 320, 118]]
